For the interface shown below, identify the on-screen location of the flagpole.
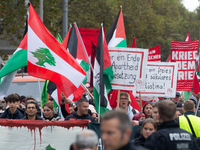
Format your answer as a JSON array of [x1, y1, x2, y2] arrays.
[[39, 1, 43, 116], [81, 83, 94, 100], [74, 22, 94, 73]]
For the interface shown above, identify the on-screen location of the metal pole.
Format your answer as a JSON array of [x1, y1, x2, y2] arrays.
[[39, 0, 43, 22], [39, 0, 43, 117], [62, 0, 68, 39]]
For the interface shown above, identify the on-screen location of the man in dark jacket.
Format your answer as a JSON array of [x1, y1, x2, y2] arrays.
[[144, 99, 199, 150], [23, 101, 44, 120], [0, 94, 24, 119], [65, 97, 96, 123]]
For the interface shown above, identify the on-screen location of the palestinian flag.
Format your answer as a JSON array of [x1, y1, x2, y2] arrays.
[[93, 24, 113, 116], [67, 23, 90, 84], [28, 4, 86, 98], [0, 33, 27, 99], [106, 7, 127, 47], [62, 24, 72, 50]]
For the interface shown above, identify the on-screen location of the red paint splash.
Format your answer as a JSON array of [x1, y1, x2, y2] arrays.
[[0, 119, 89, 150]]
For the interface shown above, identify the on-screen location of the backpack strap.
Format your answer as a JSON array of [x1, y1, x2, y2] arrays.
[[184, 115, 196, 138]]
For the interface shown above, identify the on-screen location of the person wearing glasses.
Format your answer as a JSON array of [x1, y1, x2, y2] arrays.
[[118, 92, 139, 121], [23, 101, 44, 120]]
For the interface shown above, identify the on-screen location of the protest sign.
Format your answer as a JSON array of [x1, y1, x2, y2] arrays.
[[148, 45, 161, 62], [171, 40, 198, 91], [109, 47, 148, 90], [136, 62, 178, 97]]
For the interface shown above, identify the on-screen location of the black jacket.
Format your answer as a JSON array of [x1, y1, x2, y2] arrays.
[[131, 134, 146, 147], [0, 108, 25, 119], [43, 114, 60, 121], [65, 111, 96, 122], [144, 120, 199, 150], [23, 115, 44, 120], [119, 142, 148, 150]]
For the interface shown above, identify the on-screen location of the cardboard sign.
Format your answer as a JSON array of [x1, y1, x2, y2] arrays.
[[109, 47, 148, 90], [135, 62, 178, 97], [171, 40, 198, 91]]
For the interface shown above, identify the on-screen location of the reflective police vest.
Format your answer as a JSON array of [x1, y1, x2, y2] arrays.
[[179, 115, 200, 137]]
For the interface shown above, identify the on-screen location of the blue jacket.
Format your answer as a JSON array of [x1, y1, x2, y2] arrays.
[[0, 108, 25, 119]]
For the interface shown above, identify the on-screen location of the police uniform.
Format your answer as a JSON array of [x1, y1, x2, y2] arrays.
[[144, 120, 199, 150]]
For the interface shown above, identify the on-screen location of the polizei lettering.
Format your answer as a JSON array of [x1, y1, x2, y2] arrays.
[[169, 133, 191, 141]]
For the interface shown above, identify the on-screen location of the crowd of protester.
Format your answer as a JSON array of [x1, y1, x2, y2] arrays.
[[0, 89, 200, 150]]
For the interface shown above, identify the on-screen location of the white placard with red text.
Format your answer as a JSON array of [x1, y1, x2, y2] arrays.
[[136, 62, 178, 97], [109, 47, 148, 90]]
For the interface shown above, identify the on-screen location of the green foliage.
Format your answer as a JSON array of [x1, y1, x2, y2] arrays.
[[1, 0, 200, 61], [31, 48, 56, 67]]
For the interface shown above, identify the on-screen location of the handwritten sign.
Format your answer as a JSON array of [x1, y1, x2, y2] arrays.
[[136, 62, 178, 97], [109, 47, 148, 90]]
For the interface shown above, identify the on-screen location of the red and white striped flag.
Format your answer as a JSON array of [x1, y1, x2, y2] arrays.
[[27, 4, 86, 98]]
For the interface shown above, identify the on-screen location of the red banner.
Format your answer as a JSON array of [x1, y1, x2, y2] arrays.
[[171, 40, 199, 91], [79, 28, 104, 56], [148, 45, 161, 62]]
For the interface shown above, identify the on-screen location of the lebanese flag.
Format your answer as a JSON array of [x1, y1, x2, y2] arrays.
[[131, 37, 137, 48], [28, 4, 86, 98], [93, 24, 114, 116], [106, 7, 127, 47]]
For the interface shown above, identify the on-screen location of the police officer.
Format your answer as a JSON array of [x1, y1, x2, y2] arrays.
[[144, 99, 199, 150], [178, 100, 200, 137]]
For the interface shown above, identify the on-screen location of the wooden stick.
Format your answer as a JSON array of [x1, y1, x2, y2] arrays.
[[117, 90, 120, 110], [81, 83, 94, 100], [139, 91, 142, 112]]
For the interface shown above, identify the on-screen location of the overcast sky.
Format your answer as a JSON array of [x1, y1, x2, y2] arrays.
[[182, 0, 200, 12]]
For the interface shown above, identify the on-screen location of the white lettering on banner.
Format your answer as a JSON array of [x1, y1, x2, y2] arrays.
[[109, 47, 148, 91], [169, 133, 191, 141], [172, 51, 196, 60], [171, 40, 198, 91], [148, 55, 161, 60], [178, 71, 194, 80]]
